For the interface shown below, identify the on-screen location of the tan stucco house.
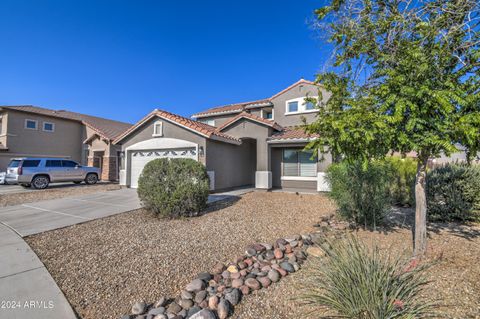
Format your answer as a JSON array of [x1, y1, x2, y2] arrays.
[[0, 105, 132, 180], [115, 79, 333, 191]]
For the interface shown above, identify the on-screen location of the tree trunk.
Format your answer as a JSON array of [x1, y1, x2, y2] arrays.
[[414, 157, 428, 256]]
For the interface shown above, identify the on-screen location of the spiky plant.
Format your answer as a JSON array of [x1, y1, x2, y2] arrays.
[[301, 236, 435, 318]]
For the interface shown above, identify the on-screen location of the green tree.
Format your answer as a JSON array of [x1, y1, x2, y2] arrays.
[[306, 0, 480, 256]]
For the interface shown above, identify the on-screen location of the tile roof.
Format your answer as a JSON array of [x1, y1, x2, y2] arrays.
[[216, 112, 283, 132], [0, 105, 132, 141], [114, 109, 242, 145], [192, 79, 317, 118], [268, 126, 319, 141]]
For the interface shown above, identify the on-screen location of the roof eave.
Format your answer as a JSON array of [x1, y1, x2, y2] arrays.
[[267, 137, 317, 144]]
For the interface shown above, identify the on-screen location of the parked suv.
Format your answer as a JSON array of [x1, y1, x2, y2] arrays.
[[5, 158, 101, 189]]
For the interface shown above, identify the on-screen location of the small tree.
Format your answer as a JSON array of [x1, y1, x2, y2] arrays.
[[307, 0, 480, 256]]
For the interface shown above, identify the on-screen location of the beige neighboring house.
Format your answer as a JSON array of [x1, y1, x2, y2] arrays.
[[0, 105, 132, 180], [114, 79, 334, 192]]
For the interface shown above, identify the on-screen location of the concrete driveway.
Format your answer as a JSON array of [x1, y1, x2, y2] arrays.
[[0, 188, 141, 237]]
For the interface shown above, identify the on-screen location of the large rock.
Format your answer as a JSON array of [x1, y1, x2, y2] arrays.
[[217, 299, 231, 319], [131, 301, 146, 315], [245, 278, 261, 290], [167, 302, 182, 314], [258, 276, 271, 288], [194, 290, 207, 304], [208, 296, 219, 310], [267, 269, 280, 283], [232, 278, 244, 288], [148, 307, 166, 315], [225, 288, 242, 306], [179, 298, 194, 310], [197, 272, 213, 281], [274, 248, 284, 259], [187, 306, 201, 317], [306, 246, 325, 257], [188, 309, 216, 319], [186, 279, 206, 292], [280, 261, 295, 273]]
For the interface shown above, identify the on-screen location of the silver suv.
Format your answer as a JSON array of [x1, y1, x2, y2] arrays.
[[5, 158, 101, 189]]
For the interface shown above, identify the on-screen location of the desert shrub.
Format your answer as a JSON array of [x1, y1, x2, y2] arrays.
[[326, 160, 393, 227], [426, 164, 480, 222], [301, 235, 434, 318], [385, 156, 417, 206], [137, 158, 210, 218]]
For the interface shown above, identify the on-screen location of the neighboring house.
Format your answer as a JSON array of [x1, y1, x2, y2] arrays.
[[115, 79, 333, 191], [0, 105, 132, 180]]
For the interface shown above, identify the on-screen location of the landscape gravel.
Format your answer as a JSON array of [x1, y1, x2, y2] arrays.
[[26, 191, 336, 319]]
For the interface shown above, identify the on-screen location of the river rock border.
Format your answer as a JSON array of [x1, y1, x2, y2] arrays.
[[120, 233, 324, 319]]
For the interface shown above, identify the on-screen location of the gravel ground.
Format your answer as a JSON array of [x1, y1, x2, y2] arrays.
[[26, 192, 336, 319], [0, 183, 122, 207]]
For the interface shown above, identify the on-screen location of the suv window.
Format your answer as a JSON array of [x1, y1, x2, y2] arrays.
[[8, 160, 21, 168], [46, 160, 62, 167], [22, 160, 41, 167], [62, 160, 78, 168]]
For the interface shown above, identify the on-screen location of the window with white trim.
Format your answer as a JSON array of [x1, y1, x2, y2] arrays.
[[198, 118, 215, 126], [25, 119, 38, 130], [153, 121, 163, 137], [282, 149, 317, 177], [285, 97, 318, 115], [43, 122, 55, 132]]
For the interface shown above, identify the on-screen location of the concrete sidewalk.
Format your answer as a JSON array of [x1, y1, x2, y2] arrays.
[[0, 224, 77, 319]]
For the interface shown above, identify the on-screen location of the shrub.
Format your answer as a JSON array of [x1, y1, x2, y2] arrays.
[[326, 160, 392, 227], [385, 156, 417, 207], [137, 158, 210, 218], [301, 235, 434, 318], [426, 164, 480, 222]]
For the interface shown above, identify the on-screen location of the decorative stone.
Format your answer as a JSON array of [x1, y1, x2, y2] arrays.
[[258, 276, 271, 288], [290, 240, 298, 248], [246, 247, 256, 256], [188, 309, 216, 319], [186, 279, 206, 292], [167, 302, 182, 314], [293, 262, 300, 271], [199, 300, 208, 309], [261, 265, 271, 272], [217, 285, 226, 293], [217, 299, 231, 319], [274, 248, 284, 259], [238, 261, 247, 269], [211, 263, 225, 275], [148, 307, 166, 315], [230, 271, 241, 279], [178, 309, 188, 317], [265, 250, 275, 260], [285, 244, 293, 254], [240, 285, 250, 295], [181, 290, 193, 300], [261, 243, 273, 250], [187, 306, 201, 317], [225, 288, 242, 305], [277, 268, 288, 277], [197, 272, 213, 281], [252, 243, 266, 252], [276, 238, 288, 247], [245, 278, 261, 290], [153, 314, 167, 319], [154, 297, 167, 308], [227, 265, 238, 273], [208, 296, 219, 310], [244, 258, 253, 266], [132, 301, 147, 315], [268, 269, 280, 283], [221, 270, 231, 279], [232, 278, 243, 288], [306, 246, 324, 257], [194, 290, 207, 304], [280, 261, 295, 273], [179, 298, 193, 310]]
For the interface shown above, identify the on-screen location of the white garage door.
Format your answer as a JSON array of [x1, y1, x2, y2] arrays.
[[130, 148, 197, 188]]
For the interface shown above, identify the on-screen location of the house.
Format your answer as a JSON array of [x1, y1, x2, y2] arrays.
[[0, 105, 132, 180], [115, 79, 333, 191]]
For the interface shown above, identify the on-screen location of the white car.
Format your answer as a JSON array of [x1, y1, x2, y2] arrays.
[[0, 172, 5, 185]]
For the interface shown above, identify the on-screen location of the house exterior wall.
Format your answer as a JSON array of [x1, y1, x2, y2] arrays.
[[0, 110, 84, 171], [197, 114, 236, 127]]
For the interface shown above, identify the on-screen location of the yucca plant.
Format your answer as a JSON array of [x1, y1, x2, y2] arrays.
[[301, 236, 435, 318]]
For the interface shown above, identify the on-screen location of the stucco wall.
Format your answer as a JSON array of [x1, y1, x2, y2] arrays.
[[205, 139, 256, 190], [0, 110, 84, 171], [271, 82, 331, 127]]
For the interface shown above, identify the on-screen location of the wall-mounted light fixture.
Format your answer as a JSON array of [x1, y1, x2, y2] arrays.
[[198, 146, 204, 156]]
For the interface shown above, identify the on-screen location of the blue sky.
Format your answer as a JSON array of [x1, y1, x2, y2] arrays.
[[0, 1, 330, 124]]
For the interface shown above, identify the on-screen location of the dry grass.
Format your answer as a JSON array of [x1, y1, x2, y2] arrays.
[[26, 193, 480, 319]]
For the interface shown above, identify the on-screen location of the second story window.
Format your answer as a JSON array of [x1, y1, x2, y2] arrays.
[[43, 122, 55, 132], [25, 119, 38, 130], [153, 121, 163, 137], [305, 101, 315, 110], [287, 101, 298, 113]]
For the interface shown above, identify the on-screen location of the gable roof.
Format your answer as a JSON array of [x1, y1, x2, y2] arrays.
[[216, 112, 283, 132], [191, 79, 317, 118], [113, 109, 242, 145], [267, 126, 319, 142], [0, 105, 132, 141]]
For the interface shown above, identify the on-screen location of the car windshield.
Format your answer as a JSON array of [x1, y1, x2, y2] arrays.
[[8, 160, 21, 168]]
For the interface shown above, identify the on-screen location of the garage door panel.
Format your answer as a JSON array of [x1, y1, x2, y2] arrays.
[[130, 148, 197, 188]]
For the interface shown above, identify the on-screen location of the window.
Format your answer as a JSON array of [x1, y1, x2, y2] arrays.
[[199, 118, 215, 126], [305, 101, 315, 110], [62, 160, 78, 167], [8, 160, 21, 168], [22, 160, 41, 167], [153, 121, 163, 137], [262, 109, 273, 120], [43, 122, 55, 132], [282, 149, 317, 177], [25, 119, 38, 130], [46, 160, 62, 167], [287, 101, 298, 113]]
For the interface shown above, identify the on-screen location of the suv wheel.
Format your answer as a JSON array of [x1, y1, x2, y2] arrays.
[[32, 176, 50, 189], [85, 173, 98, 185]]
